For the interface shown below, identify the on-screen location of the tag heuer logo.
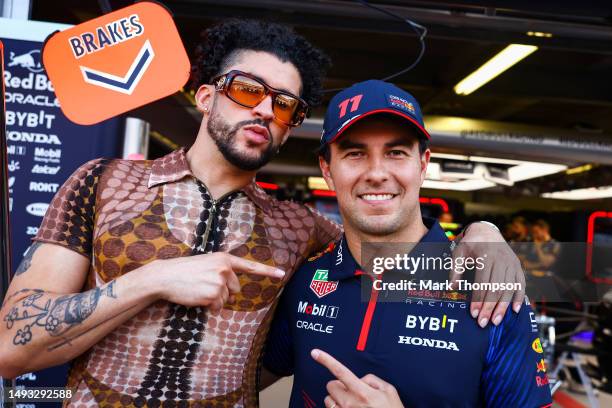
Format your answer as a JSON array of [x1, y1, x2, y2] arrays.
[[310, 269, 338, 298]]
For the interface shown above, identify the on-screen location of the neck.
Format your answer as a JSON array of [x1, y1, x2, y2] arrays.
[[344, 210, 428, 267], [186, 120, 256, 199]]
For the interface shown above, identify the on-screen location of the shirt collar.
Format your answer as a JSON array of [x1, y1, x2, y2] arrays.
[[148, 148, 192, 188], [328, 218, 448, 281], [148, 148, 272, 212]]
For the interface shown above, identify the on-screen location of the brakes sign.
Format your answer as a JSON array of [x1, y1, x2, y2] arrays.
[[42, 1, 190, 125]]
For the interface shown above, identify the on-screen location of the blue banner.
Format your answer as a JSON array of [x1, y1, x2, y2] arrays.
[[2, 18, 123, 407]]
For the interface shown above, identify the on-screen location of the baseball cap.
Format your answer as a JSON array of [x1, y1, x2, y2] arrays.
[[320, 79, 430, 149]]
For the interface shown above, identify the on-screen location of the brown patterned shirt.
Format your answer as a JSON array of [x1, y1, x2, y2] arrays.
[[33, 148, 340, 407]]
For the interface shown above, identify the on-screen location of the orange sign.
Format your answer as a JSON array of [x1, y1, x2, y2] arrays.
[[43, 1, 190, 125]]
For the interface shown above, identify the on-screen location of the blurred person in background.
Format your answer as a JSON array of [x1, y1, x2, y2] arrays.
[[509, 216, 532, 243], [524, 219, 560, 275]]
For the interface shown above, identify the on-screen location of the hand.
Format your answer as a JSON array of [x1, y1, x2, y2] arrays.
[[449, 222, 525, 328], [150, 253, 285, 311], [311, 349, 404, 408]]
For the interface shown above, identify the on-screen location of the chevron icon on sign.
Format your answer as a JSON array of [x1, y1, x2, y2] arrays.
[[79, 40, 155, 95]]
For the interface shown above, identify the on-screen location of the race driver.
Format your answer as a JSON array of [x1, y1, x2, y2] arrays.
[[262, 80, 553, 408]]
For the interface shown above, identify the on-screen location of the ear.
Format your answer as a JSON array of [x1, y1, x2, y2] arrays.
[[319, 155, 335, 191], [419, 148, 431, 186], [195, 84, 214, 114]]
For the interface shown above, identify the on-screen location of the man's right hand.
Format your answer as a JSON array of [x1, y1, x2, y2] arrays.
[[152, 253, 285, 311]]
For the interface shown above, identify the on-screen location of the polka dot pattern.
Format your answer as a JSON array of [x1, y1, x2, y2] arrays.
[[37, 149, 342, 407], [34, 158, 107, 256]]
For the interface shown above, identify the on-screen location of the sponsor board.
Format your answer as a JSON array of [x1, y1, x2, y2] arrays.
[[5, 110, 56, 129], [6, 130, 61, 144], [7, 145, 27, 156], [31, 164, 61, 175], [8, 160, 20, 172], [26, 202, 49, 217], [33, 147, 61, 163], [26, 227, 39, 236], [8, 49, 44, 73], [29, 181, 60, 193]]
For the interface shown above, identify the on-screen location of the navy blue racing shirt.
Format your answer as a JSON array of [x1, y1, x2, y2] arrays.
[[263, 220, 553, 408]]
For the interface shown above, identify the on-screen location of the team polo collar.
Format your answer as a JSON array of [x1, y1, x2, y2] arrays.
[[327, 236, 361, 281], [327, 218, 448, 281], [420, 220, 449, 243]]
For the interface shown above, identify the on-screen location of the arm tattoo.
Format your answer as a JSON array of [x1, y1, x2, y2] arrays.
[[47, 303, 138, 351], [3, 281, 117, 346], [2, 288, 43, 308], [14, 242, 43, 276]]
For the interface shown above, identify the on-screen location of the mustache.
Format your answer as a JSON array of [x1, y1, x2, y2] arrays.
[[234, 119, 271, 136]]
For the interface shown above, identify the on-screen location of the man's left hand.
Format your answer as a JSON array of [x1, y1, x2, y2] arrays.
[[449, 222, 526, 328], [311, 348, 404, 408]]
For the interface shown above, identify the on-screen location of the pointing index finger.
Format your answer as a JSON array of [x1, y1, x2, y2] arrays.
[[227, 255, 285, 279], [311, 349, 367, 393]]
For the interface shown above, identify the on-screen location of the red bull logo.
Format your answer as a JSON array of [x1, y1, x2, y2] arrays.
[[388, 95, 416, 114], [536, 359, 547, 373], [532, 338, 543, 354], [310, 269, 338, 298], [535, 375, 549, 387]]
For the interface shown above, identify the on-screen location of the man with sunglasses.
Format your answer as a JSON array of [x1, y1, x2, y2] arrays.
[[1, 19, 524, 407]]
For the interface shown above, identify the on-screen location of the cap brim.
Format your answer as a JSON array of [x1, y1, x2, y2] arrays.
[[326, 108, 431, 146]]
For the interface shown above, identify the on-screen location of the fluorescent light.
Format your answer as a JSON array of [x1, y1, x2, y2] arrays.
[[565, 164, 593, 175], [454, 44, 538, 95], [308, 176, 329, 190], [542, 186, 612, 200], [425, 162, 441, 180], [527, 31, 553, 38], [508, 162, 567, 182], [422, 179, 496, 191], [431, 152, 523, 165]]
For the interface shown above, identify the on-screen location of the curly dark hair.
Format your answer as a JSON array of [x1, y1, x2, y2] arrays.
[[191, 19, 331, 107]]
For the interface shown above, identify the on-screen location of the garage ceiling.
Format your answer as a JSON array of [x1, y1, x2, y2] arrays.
[[29, 0, 612, 199]]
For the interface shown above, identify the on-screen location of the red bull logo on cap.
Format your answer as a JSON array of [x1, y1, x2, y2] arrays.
[[388, 94, 416, 114]]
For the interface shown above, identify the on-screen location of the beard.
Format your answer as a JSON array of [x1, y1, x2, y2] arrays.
[[207, 105, 279, 171]]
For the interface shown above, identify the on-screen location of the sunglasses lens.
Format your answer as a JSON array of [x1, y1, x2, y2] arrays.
[[273, 94, 304, 125], [228, 75, 266, 107]]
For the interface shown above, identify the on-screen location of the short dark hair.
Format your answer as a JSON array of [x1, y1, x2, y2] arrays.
[[191, 19, 331, 107], [319, 115, 430, 163]]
